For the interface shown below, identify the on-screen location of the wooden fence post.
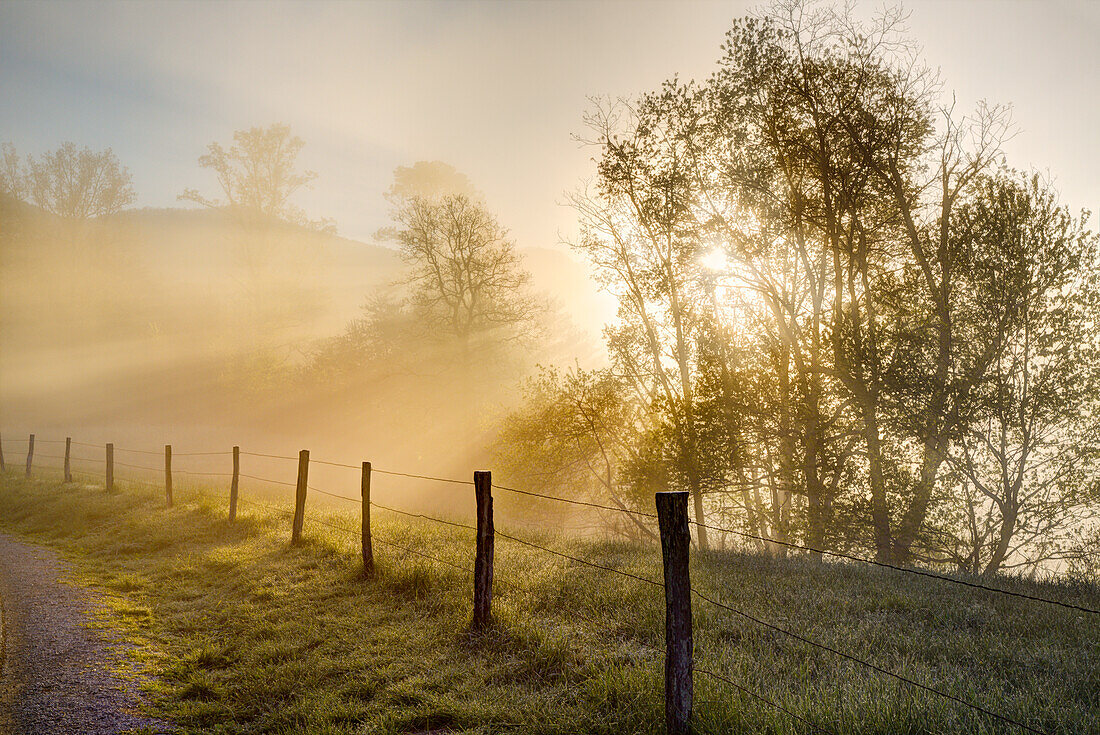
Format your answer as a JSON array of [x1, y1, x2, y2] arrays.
[[362, 461, 374, 577], [64, 438, 72, 483], [25, 433, 34, 478], [656, 491, 693, 735], [0, 433, 5, 472], [229, 446, 239, 522], [472, 470, 494, 631], [165, 445, 173, 507], [105, 443, 114, 491], [291, 450, 309, 544]]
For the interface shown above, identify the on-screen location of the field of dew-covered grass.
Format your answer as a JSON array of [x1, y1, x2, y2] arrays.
[[0, 471, 1097, 734]]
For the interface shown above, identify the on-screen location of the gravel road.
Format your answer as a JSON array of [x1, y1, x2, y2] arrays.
[[0, 532, 165, 734]]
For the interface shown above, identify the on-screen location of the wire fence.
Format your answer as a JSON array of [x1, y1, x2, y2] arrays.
[[1, 430, 1093, 734]]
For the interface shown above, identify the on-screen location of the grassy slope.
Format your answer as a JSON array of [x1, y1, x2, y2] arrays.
[[0, 472, 1097, 735]]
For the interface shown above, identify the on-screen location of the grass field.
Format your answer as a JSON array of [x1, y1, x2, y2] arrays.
[[0, 470, 1097, 734]]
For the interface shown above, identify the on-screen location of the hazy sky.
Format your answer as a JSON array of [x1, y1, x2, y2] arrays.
[[2, 0, 1098, 247]]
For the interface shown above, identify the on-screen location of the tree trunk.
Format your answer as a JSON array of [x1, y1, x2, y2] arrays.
[[859, 399, 892, 561], [893, 436, 946, 563], [984, 493, 1020, 576]]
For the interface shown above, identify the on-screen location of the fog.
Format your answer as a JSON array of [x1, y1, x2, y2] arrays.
[[3, 0, 1100, 572], [0, 178, 606, 518]]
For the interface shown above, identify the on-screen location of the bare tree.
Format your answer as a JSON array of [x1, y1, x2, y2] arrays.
[[20, 142, 135, 218], [179, 123, 332, 232], [385, 193, 541, 349]]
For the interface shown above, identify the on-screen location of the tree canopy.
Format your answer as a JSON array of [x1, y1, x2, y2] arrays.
[[179, 123, 332, 232], [498, 0, 1100, 573]]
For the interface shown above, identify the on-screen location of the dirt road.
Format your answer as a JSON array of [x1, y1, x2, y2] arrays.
[[0, 532, 164, 734]]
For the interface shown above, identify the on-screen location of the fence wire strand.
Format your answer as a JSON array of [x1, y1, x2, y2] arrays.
[[690, 589, 1044, 734], [695, 667, 837, 735], [490, 481, 1098, 616], [5, 430, 1090, 734], [20, 434, 1100, 614]]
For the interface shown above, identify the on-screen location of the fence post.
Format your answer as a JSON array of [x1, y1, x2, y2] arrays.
[[229, 446, 239, 522], [25, 433, 34, 478], [64, 437, 72, 483], [164, 445, 173, 507], [106, 443, 114, 491], [656, 491, 693, 735], [361, 462, 374, 577], [0, 433, 5, 472], [291, 449, 309, 544], [472, 470, 494, 631]]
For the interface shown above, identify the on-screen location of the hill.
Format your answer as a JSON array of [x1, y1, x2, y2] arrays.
[[0, 199, 404, 425]]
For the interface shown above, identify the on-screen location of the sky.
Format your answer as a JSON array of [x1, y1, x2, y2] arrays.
[[2, 0, 1098, 248]]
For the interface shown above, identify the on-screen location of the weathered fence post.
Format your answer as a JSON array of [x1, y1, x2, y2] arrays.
[[656, 491, 693, 735], [229, 446, 239, 522], [64, 437, 72, 483], [0, 433, 5, 472], [25, 433, 34, 478], [105, 443, 114, 491], [361, 461, 374, 577], [472, 470, 494, 631], [291, 449, 309, 544], [164, 445, 173, 507]]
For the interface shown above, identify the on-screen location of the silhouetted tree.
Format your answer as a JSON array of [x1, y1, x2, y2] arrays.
[[383, 193, 541, 349], [936, 172, 1100, 575], [530, 0, 1100, 571]]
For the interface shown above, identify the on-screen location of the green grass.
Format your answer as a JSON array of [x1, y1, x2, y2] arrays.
[[0, 471, 1097, 734]]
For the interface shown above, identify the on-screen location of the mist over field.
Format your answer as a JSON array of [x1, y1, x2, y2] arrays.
[[3, 0, 1100, 567], [0, 166, 605, 485], [3, 2, 1100, 734]]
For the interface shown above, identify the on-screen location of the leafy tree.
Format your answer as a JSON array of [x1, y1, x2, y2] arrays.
[[387, 161, 479, 201], [1, 143, 24, 200], [10, 141, 136, 218], [570, 86, 720, 548], [695, 2, 1015, 563], [935, 172, 1100, 574], [496, 367, 657, 541], [540, 0, 1100, 572], [179, 123, 332, 232]]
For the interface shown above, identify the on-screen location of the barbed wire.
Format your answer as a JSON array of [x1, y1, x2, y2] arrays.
[[372, 468, 473, 485], [239, 473, 295, 487], [689, 518, 1100, 616], [240, 451, 298, 462]]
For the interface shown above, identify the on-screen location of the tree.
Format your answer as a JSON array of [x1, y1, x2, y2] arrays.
[[570, 87, 721, 549], [936, 172, 1100, 575], [387, 161, 479, 201], [1, 143, 24, 200], [496, 366, 657, 541], [16, 142, 135, 218], [383, 193, 541, 349], [698, 1, 1014, 563], [179, 123, 332, 232]]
